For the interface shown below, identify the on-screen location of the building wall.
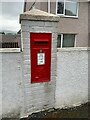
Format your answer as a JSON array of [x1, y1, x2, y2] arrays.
[[55, 48, 89, 108], [24, 1, 89, 47], [50, 2, 89, 47], [88, 2, 90, 47], [25, 2, 40, 11], [25, 0, 48, 12]]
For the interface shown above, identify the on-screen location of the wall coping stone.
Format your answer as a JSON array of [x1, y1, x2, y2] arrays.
[[0, 48, 21, 53], [78, 0, 90, 2], [20, 8, 59, 23], [57, 47, 90, 52]]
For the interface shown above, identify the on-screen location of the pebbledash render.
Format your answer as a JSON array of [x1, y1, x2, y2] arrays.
[[24, 0, 90, 48]]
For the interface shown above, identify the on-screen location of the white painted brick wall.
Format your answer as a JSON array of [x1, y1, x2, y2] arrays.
[[21, 20, 58, 117]]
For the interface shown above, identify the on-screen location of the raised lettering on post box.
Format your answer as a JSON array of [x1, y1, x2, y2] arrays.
[[30, 33, 52, 83]]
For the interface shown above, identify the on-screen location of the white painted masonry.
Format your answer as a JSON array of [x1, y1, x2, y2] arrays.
[[0, 49, 22, 119], [0, 47, 89, 119], [0, 51, 2, 120], [55, 47, 89, 109], [20, 9, 59, 117]]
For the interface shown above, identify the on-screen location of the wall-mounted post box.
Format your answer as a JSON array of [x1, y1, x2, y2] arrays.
[[30, 33, 52, 83]]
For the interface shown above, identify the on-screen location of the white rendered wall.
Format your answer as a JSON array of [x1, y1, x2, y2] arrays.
[[0, 47, 89, 119], [0, 49, 22, 119], [55, 48, 89, 109], [0, 52, 2, 119]]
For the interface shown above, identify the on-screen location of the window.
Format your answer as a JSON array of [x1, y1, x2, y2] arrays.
[[57, 0, 78, 17], [57, 34, 76, 48]]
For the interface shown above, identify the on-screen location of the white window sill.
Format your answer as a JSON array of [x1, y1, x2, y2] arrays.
[[0, 48, 21, 53], [56, 14, 78, 19]]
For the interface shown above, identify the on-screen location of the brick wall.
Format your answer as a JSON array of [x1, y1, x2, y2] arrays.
[[21, 20, 58, 116]]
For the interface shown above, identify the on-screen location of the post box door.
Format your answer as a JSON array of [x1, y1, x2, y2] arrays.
[[30, 33, 52, 83]]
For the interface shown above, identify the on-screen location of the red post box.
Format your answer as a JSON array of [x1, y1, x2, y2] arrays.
[[30, 33, 52, 83]]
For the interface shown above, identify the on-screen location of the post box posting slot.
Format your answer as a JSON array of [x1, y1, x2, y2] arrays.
[[34, 41, 48, 45], [30, 33, 52, 83]]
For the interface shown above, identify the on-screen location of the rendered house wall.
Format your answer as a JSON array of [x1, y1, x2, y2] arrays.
[[50, 2, 89, 47], [88, 2, 90, 47], [24, 1, 89, 47]]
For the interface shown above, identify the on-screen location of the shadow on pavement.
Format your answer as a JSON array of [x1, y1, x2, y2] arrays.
[[21, 102, 90, 120], [2, 103, 90, 120]]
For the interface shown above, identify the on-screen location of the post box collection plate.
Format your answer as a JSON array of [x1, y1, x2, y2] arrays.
[[37, 52, 45, 65], [30, 33, 52, 83]]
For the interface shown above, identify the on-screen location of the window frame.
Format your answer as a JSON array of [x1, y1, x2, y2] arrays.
[[57, 34, 76, 48], [48, 0, 50, 13], [56, 0, 79, 18]]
